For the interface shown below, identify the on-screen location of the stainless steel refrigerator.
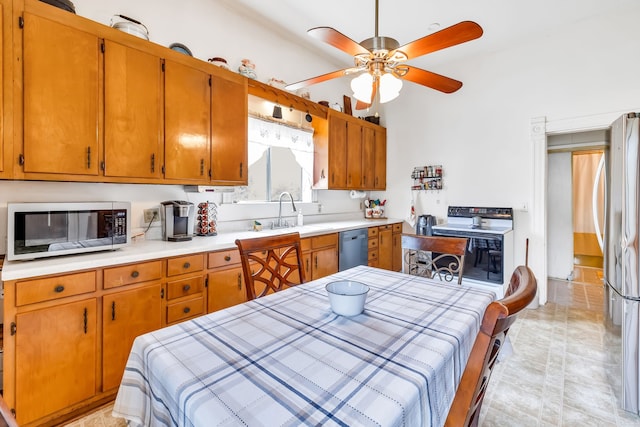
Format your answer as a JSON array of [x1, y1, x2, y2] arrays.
[[604, 112, 640, 414]]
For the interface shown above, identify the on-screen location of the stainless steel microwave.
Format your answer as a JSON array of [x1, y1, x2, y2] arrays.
[[7, 202, 131, 261]]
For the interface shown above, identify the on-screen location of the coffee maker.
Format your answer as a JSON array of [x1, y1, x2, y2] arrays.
[[161, 201, 195, 241], [416, 214, 436, 236]]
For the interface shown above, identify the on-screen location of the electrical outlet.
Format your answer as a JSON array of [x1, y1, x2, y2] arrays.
[[143, 208, 160, 224]]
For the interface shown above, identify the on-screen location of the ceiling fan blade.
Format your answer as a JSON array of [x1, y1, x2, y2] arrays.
[[308, 27, 370, 57], [285, 68, 352, 91], [403, 66, 463, 93], [392, 21, 483, 60]]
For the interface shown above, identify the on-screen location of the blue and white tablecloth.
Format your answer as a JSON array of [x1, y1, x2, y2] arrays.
[[113, 265, 495, 427]]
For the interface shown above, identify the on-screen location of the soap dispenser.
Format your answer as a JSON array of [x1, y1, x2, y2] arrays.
[[297, 209, 303, 226]]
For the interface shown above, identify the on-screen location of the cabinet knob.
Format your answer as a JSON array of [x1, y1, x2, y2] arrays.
[[54, 285, 65, 293], [131, 271, 140, 278], [183, 284, 191, 292], [183, 262, 191, 269], [224, 255, 231, 262], [183, 307, 191, 314]]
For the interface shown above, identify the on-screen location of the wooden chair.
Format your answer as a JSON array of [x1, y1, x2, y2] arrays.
[[235, 232, 306, 301], [444, 265, 538, 427], [401, 234, 468, 284]]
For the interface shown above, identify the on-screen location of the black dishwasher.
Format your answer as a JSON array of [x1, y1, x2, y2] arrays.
[[338, 229, 369, 271]]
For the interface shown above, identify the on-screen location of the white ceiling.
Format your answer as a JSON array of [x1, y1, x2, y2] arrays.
[[220, 0, 636, 85]]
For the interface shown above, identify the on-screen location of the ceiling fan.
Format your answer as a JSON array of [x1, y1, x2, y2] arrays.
[[285, 0, 483, 108]]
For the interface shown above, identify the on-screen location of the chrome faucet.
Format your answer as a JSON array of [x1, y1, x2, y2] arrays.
[[275, 191, 296, 228]]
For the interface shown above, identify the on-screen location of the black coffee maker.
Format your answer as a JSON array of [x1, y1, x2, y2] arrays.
[[416, 214, 436, 236]]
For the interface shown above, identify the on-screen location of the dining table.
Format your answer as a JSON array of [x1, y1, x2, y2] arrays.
[[112, 265, 496, 427]]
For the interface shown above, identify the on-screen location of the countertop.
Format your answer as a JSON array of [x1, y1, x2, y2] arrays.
[[1, 218, 403, 281]]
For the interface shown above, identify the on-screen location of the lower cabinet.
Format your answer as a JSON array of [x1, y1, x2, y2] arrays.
[[102, 284, 162, 391], [301, 233, 339, 280], [392, 223, 403, 272], [207, 249, 247, 312], [369, 223, 403, 271], [15, 298, 97, 425], [378, 225, 393, 270]]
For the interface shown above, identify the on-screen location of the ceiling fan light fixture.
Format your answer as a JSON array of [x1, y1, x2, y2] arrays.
[[379, 72, 402, 103], [351, 72, 374, 102]]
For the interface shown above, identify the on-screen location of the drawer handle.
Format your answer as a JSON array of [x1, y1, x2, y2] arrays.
[[131, 271, 140, 278], [183, 307, 191, 314], [224, 255, 231, 262], [183, 262, 191, 269], [54, 285, 65, 293], [183, 284, 191, 292]]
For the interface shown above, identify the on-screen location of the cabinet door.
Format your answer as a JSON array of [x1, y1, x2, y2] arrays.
[[22, 13, 100, 175], [207, 267, 246, 312], [328, 114, 348, 188], [373, 127, 387, 190], [378, 228, 393, 270], [103, 284, 161, 391], [211, 74, 247, 184], [104, 40, 162, 179], [361, 126, 375, 189], [346, 120, 363, 189], [392, 232, 402, 272], [164, 60, 210, 182], [15, 299, 97, 425], [312, 247, 338, 280], [302, 252, 312, 281]]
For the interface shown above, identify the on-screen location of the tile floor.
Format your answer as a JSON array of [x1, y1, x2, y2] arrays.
[[65, 267, 640, 426]]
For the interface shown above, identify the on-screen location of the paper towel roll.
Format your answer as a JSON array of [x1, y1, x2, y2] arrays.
[[350, 190, 366, 199]]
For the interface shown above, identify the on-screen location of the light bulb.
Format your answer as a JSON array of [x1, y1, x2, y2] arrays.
[[351, 73, 374, 102], [379, 73, 403, 103]]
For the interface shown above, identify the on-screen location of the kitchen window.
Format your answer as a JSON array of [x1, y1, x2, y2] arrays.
[[234, 116, 314, 203]]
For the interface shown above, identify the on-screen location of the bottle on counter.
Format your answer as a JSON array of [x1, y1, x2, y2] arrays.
[[297, 209, 304, 226]]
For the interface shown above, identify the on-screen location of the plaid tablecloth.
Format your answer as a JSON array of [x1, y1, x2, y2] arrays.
[[113, 265, 495, 427]]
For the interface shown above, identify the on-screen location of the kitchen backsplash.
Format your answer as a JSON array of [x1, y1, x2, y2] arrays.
[[0, 181, 365, 254]]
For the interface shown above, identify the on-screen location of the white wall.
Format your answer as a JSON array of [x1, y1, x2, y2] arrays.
[[381, 3, 640, 286]]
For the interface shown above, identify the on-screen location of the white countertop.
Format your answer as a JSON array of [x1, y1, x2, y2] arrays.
[[1, 218, 402, 281]]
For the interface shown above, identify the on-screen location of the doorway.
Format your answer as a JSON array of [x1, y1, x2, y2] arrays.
[[546, 130, 606, 287]]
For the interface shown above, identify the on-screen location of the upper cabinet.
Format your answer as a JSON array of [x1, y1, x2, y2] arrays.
[[315, 110, 387, 190], [11, 0, 248, 185], [211, 73, 248, 185], [103, 40, 163, 180], [0, 0, 11, 179], [21, 11, 100, 177], [164, 60, 211, 182]]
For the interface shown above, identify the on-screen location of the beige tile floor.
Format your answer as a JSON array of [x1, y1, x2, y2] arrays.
[[65, 266, 640, 426]]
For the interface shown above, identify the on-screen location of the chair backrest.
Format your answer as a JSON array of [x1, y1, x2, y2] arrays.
[[401, 234, 468, 284], [444, 265, 538, 427], [235, 232, 306, 301]]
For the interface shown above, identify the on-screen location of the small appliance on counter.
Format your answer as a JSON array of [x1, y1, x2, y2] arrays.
[[161, 201, 195, 242], [416, 214, 436, 236]]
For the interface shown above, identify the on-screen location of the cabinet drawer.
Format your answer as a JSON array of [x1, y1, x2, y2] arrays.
[[368, 238, 378, 249], [167, 254, 204, 277], [166, 276, 204, 301], [368, 250, 378, 261], [368, 227, 379, 238], [104, 260, 163, 289], [208, 250, 240, 268], [379, 224, 392, 232], [16, 271, 96, 306], [166, 297, 205, 324], [392, 223, 402, 233], [311, 233, 338, 249]]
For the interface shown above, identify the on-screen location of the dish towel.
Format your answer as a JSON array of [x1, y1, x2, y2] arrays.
[[407, 193, 416, 228]]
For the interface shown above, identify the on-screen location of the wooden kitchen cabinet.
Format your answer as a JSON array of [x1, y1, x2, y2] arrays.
[[373, 126, 387, 190], [378, 225, 393, 270], [103, 40, 163, 179], [15, 298, 97, 425], [346, 119, 363, 188], [392, 222, 403, 271], [164, 59, 211, 182], [327, 112, 348, 188], [301, 233, 339, 280], [21, 11, 100, 176], [102, 284, 162, 391], [165, 254, 206, 325], [210, 72, 248, 185], [207, 249, 247, 311], [0, 0, 12, 179]]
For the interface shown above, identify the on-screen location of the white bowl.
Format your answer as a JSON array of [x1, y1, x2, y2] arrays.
[[326, 281, 369, 316]]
